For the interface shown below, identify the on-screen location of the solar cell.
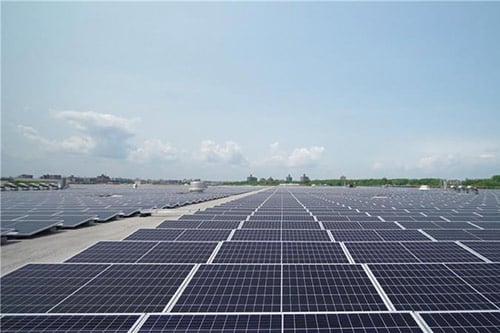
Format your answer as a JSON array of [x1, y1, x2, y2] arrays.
[[172, 264, 281, 312], [369, 263, 498, 311], [282, 242, 349, 263], [66, 241, 157, 263], [138, 242, 218, 263], [156, 220, 202, 229], [125, 228, 184, 241], [283, 264, 387, 311], [0, 314, 141, 333], [283, 313, 422, 332], [420, 311, 500, 333], [1, 263, 107, 313], [51, 264, 193, 313], [345, 242, 420, 263], [138, 314, 282, 332], [358, 222, 401, 229], [213, 242, 281, 263]]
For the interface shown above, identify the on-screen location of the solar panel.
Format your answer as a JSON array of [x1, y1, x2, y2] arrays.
[[401, 242, 485, 263], [283, 313, 422, 332], [213, 242, 281, 263], [467, 230, 500, 241], [322, 221, 363, 229], [375, 229, 430, 241], [330, 229, 383, 241], [172, 264, 281, 312], [138, 242, 218, 263], [65, 241, 157, 263], [0, 314, 141, 333], [125, 228, 184, 241], [281, 221, 321, 230], [446, 263, 500, 306], [421, 229, 481, 241], [198, 220, 241, 229], [176, 229, 231, 241], [231, 229, 281, 241], [157, 220, 202, 229], [281, 229, 330, 241], [283, 264, 387, 311], [369, 263, 498, 311], [242, 220, 281, 229], [1, 263, 107, 313], [50, 264, 193, 313], [462, 241, 500, 261], [138, 314, 282, 332], [345, 242, 420, 263], [282, 242, 349, 263], [420, 311, 500, 333]]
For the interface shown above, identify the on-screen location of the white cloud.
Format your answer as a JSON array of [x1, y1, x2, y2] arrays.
[[52, 110, 138, 132], [17, 125, 95, 153], [266, 142, 325, 167], [479, 153, 495, 159], [195, 140, 247, 165], [128, 139, 177, 163]]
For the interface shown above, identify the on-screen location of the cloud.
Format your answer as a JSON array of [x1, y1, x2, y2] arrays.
[[372, 161, 384, 170], [128, 139, 177, 163], [17, 125, 95, 153], [479, 153, 495, 159], [52, 110, 138, 132], [51, 110, 138, 158], [194, 140, 247, 165], [266, 142, 325, 167]]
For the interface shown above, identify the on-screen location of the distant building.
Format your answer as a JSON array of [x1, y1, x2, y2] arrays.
[[300, 173, 310, 183], [247, 174, 258, 182], [41, 174, 62, 180], [286, 174, 293, 182], [340, 175, 347, 186], [95, 174, 111, 183], [18, 174, 33, 179]]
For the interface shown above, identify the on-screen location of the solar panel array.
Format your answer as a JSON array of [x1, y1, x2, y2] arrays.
[[1, 187, 499, 332], [0, 185, 251, 238]]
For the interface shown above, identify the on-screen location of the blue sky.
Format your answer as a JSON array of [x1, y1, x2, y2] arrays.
[[2, 2, 499, 180]]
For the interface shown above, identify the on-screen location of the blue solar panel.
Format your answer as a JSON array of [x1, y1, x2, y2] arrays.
[[462, 241, 500, 261], [345, 242, 420, 263], [0, 315, 141, 333], [213, 242, 281, 263], [138, 314, 282, 332], [420, 311, 500, 333], [283, 313, 422, 332], [176, 229, 231, 241], [446, 263, 500, 307], [138, 242, 218, 263], [282, 264, 387, 311], [369, 263, 498, 311], [172, 264, 281, 312], [65, 241, 157, 263], [125, 228, 184, 241], [51, 264, 193, 313], [282, 242, 349, 263], [1, 263, 108, 313]]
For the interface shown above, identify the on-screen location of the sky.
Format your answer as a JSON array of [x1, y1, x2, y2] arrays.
[[2, 2, 499, 181]]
